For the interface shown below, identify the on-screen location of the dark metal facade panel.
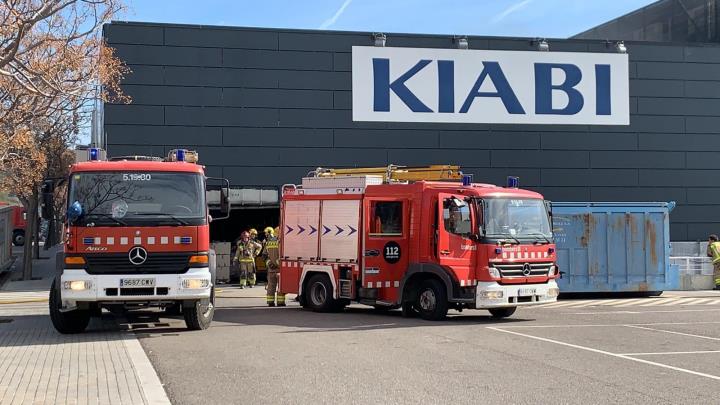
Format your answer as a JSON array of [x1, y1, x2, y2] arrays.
[[105, 125, 223, 146], [541, 132, 638, 151], [590, 151, 686, 169], [223, 49, 333, 70], [222, 128, 334, 147], [114, 44, 222, 66], [333, 129, 439, 148], [490, 150, 589, 168], [104, 22, 720, 240], [164, 27, 278, 49], [163, 67, 280, 88]]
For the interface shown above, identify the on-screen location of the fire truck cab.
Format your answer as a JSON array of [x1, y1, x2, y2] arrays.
[[48, 148, 229, 333], [279, 166, 560, 320]]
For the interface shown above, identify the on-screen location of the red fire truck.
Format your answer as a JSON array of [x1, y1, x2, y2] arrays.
[[0, 203, 27, 246], [279, 165, 559, 320], [47, 148, 229, 333]]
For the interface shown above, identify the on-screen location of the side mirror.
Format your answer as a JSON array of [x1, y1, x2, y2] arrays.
[[67, 201, 82, 223], [40, 180, 55, 220], [207, 177, 231, 221]]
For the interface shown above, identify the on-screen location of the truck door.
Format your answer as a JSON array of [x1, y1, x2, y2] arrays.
[[363, 198, 408, 304], [436, 193, 477, 286]]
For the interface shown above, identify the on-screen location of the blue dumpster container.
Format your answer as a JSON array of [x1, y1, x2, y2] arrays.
[[552, 202, 679, 293]]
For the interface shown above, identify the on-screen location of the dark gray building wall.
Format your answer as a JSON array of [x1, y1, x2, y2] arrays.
[[104, 21, 720, 241], [575, 0, 720, 43]]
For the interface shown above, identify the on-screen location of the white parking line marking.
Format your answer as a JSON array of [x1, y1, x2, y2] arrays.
[[499, 321, 720, 329], [625, 325, 720, 342], [488, 327, 720, 381], [619, 350, 720, 356], [570, 308, 720, 315]]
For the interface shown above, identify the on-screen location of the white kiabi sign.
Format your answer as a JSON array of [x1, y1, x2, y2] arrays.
[[352, 46, 629, 125]]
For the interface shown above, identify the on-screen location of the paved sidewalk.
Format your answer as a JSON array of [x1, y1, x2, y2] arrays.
[[0, 248, 170, 405]]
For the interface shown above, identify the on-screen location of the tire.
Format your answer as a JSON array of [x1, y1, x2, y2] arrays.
[[184, 287, 215, 331], [488, 307, 517, 319], [401, 301, 417, 318], [12, 230, 24, 246], [49, 279, 90, 334], [415, 279, 449, 321], [89, 303, 103, 318], [164, 303, 181, 316], [305, 274, 337, 312]]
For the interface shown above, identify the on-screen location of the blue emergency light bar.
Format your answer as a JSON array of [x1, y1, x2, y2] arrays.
[[88, 148, 100, 161], [176, 149, 186, 162], [462, 174, 473, 186], [506, 176, 520, 188]]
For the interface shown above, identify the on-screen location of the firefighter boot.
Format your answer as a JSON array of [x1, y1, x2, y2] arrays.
[[266, 294, 276, 307], [277, 294, 286, 307], [248, 272, 256, 288]]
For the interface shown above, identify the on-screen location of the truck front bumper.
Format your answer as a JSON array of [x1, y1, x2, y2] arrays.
[[60, 268, 212, 305], [475, 280, 559, 309]]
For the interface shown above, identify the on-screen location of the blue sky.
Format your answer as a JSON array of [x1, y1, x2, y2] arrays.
[[125, 0, 657, 38]]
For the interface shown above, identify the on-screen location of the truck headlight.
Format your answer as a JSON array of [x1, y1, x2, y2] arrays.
[[479, 290, 504, 299], [182, 279, 210, 289], [548, 287, 560, 297], [488, 267, 500, 278], [63, 280, 92, 291]]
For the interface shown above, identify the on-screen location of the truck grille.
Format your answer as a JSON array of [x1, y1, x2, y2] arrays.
[[85, 253, 190, 275], [494, 262, 553, 278]]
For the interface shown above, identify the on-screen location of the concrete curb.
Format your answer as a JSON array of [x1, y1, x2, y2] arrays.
[[123, 334, 172, 405]]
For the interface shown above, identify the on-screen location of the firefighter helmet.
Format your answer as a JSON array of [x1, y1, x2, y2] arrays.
[[264, 226, 274, 236], [249, 228, 258, 237]]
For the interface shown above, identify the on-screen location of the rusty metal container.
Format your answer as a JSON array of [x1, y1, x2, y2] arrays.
[[552, 202, 678, 293]]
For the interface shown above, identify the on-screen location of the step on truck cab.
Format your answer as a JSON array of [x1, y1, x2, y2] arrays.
[[46, 148, 230, 333], [279, 165, 560, 320]]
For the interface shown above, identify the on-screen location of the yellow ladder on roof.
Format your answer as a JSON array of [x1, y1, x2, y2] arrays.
[[313, 164, 463, 183]]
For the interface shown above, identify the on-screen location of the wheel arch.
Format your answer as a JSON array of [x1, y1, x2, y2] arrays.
[[299, 265, 337, 299], [399, 263, 455, 305]]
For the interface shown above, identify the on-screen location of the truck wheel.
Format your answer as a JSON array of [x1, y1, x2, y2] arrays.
[[401, 301, 417, 318], [49, 279, 90, 334], [163, 303, 181, 316], [305, 274, 336, 312], [415, 279, 448, 321], [12, 230, 24, 246], [184, 288, 215, 331], [488, 307, 517, 319]]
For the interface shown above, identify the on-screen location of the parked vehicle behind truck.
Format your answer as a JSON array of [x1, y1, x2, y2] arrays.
[[0, 203, 27, 246], [279, 165, 560, 320], [45, 148, 230, 333]]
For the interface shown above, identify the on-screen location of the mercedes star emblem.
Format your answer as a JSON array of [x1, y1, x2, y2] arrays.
[[128, 246, 148, 265], [522, 263, 532, 276]]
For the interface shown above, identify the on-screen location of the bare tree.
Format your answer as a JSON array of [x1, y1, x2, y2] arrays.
[[0, 0, 130, 280]]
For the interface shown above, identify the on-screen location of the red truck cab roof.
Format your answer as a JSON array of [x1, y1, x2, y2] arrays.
[[364, 180, 544, 199], [71, 160, 205, 175]]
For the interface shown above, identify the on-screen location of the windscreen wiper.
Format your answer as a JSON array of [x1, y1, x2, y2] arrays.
[[84, 213, 127, 226], [527, 232, 552, 244], [131, 213, 190, 225], [488, 234, 521, 245]]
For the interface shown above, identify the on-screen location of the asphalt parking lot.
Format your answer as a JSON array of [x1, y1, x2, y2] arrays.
[[120, 288, 720, 405]]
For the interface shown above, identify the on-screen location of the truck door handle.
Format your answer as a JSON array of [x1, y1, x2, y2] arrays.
[[440, 250, 450, 255]]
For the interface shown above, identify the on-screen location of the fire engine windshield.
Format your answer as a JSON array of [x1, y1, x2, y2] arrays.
[[483, 198, 551, 240], [68, 172, 206, 226]]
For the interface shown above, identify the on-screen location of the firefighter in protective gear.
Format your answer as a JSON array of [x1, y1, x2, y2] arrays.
[[234, 231, 262, 288], [263, 226, 285, 306], [249, 228, 258, 242], [707, 234, 720, 290]]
